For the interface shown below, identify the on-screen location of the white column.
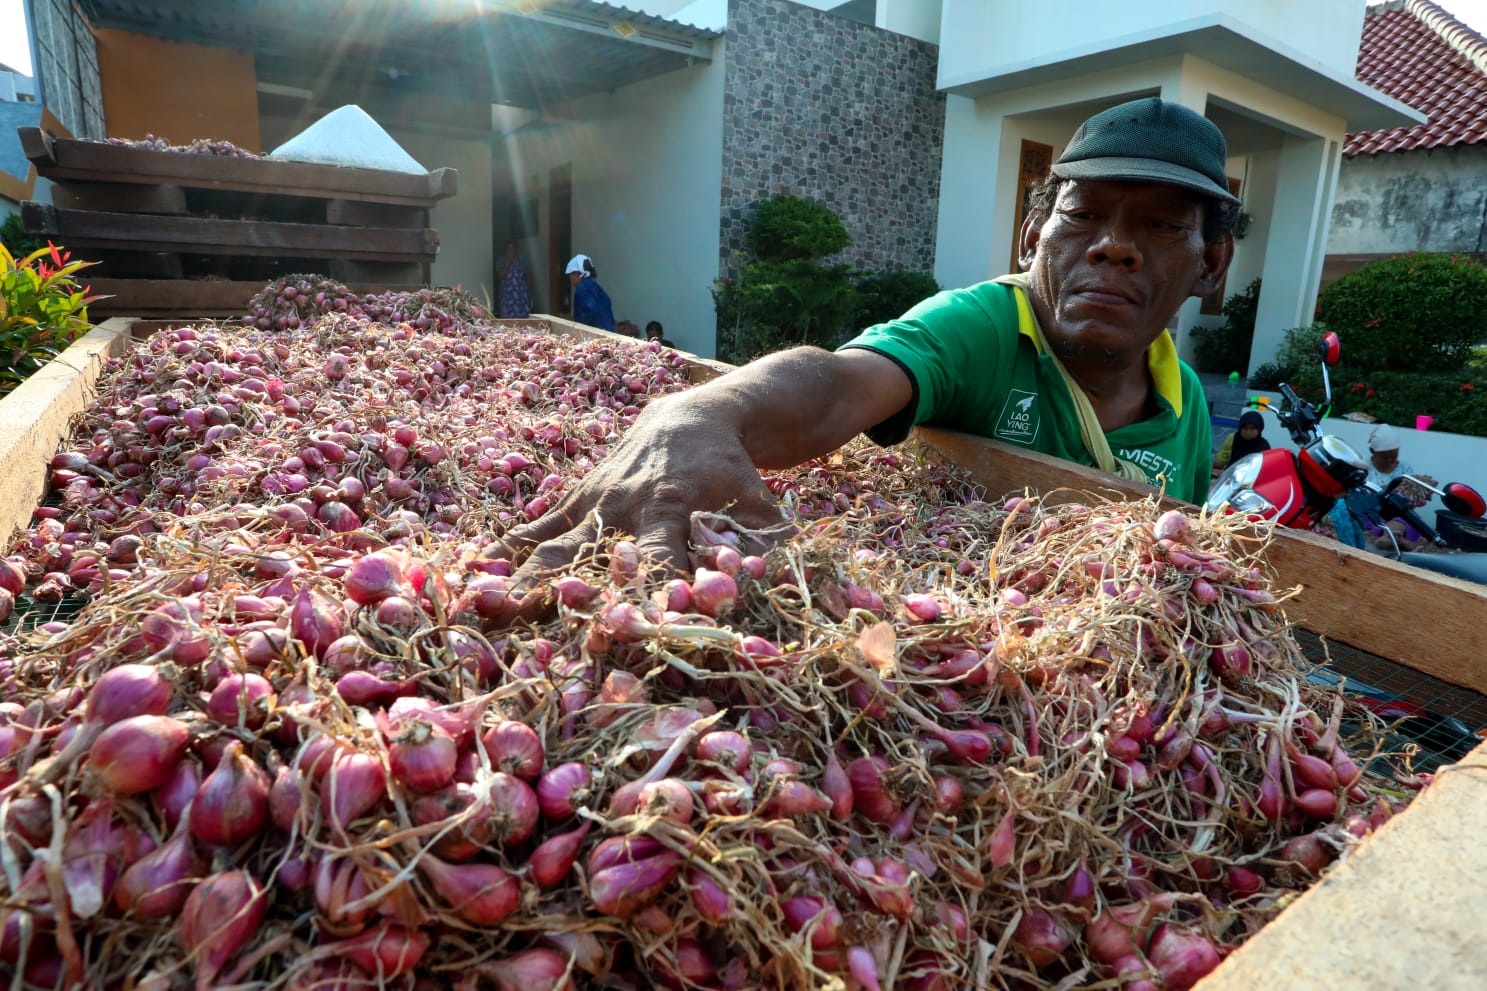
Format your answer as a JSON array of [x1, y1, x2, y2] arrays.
[[1159, 74, 1215, 359], [1250, 134, 1336, 369], [934, 94, 1009, 289]]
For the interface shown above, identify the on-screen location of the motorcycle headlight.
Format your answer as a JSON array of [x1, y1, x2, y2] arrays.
[[1205, 454, 1268, 513], [1226, 487, 1277, 516]]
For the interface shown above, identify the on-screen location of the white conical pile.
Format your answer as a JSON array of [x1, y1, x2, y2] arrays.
[[268, 105, 427, 174]]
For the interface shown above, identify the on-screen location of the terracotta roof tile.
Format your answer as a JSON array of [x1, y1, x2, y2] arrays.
[[1349, 0, 1487, 155]]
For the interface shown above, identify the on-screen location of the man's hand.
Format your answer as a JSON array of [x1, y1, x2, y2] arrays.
[[491, 391, 783, 610], [485, 346, 913, 621]]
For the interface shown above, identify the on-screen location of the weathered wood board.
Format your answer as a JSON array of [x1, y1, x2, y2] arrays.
[[20, 127, 456, 206], [22, 203, 438, 261]]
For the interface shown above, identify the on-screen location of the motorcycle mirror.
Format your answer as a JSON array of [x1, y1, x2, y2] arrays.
[[1317, 332, 1341, 367], [1442, 482, 1487, 519]]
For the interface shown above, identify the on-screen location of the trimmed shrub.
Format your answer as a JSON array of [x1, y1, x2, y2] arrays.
[[746, 195, 851, 261], [1317, 253, 1487, 373], [713, 259, 858, 363], [854, 269, 941, 329], [1190, 278, 1261, 375]]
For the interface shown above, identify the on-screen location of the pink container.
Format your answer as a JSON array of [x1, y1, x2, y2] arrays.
[[1415, 415, 1434, 431]]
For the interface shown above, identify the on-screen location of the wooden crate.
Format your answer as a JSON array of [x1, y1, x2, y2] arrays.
[[2, 315, 1483, 987], [18, 127, 455, 319]]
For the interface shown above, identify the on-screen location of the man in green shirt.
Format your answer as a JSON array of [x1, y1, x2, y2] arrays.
[[495, 97, 1238, 593]]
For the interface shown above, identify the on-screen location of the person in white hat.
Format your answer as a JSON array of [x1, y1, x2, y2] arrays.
[[1327, 423, 1429, 550], [565, 254, 615, 333]]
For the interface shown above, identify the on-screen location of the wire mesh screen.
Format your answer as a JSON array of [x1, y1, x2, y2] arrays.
[[1297, 629, 1487, 773]]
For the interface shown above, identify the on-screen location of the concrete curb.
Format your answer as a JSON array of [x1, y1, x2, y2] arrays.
[[0, 317, 136, 544]]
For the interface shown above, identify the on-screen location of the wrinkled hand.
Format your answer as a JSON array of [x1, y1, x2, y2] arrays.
[[487, 393, 783, 620]]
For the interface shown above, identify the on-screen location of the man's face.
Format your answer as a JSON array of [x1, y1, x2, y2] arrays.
[[1372, 448, 1400, 472], [1020, 179, 1232, 366]]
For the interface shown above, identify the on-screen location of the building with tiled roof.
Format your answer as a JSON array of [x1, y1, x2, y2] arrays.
[[1325, 0, 1487, 284]]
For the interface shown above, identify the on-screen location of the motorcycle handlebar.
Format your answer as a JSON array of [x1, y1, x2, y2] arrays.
[[1378, 489, 1449, 549]]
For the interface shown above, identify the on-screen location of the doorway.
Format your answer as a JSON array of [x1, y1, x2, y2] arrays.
[[547, 163, 572, 317], [1009, 140, 1053, 275]]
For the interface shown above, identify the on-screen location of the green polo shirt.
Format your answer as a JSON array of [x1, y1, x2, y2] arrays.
[[839, 280, 1212, 504]]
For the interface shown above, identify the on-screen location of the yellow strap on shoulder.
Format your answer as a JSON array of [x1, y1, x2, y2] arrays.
[[995, 274, 1149, 486]]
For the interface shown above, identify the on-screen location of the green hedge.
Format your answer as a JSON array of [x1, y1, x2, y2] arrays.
[[746, 195, 851, 261], [1190, 278, 1261, 375], [1265, 325, 1487, 436], [1317, 253, 1487, 373]]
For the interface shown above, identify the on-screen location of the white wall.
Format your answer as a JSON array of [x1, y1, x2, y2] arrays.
[[390, 129, 495, 296], [499, 53, 727, 355], [938, 0, 1366, 91]]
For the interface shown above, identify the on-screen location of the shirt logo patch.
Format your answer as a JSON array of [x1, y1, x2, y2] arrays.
[[995, 390, 1039, 445]]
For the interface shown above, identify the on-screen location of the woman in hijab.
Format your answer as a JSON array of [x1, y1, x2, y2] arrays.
[[1214, 410, 1270, 471], [566, 254, 615, 333]]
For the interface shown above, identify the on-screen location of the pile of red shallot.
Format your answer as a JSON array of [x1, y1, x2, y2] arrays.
[[0, 288, 1418, 991], [242, 279, 493, 334], [103, 135, 260, 158]]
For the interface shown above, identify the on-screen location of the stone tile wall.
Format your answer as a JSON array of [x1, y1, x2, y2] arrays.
[[720, 0, 945, 276]]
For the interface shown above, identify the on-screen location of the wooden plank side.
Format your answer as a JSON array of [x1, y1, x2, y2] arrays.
[[35, 206, 439, 261], [916, 427, 1177, 507], [18, 126, 55, 165], [50, 182, 188, 215], [0, 319, 137, 544], [87, 279, 254, 317], [325, 200, 427, 228], [1194, 740, 1487, 991], [89, 280, 427, 318], [532, 314, 733, 383], [22, 129, 456, 206], [1262, 529, 1487, 693], [917, 428, 1487, 695]]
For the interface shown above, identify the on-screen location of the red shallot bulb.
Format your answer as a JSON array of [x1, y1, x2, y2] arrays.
[[206, 672, 277, 729], [482, 720, 545, 781], [344, 550, 406, 605], [387, 720, 457, 793], [417, 855, 519, 926], [179, 870, 267, 988], [536, 761, 593, 820], [90, 715, 189, 794], [191, 740, 270, 847], [86, 663, 173, 726]]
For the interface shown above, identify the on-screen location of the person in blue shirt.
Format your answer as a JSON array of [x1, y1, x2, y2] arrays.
[[566, 254, 615, 332]]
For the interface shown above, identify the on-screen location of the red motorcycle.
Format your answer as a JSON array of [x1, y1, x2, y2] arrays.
[[1205, 332, 1487, 584]]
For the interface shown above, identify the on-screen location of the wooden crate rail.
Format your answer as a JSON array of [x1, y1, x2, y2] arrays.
[[20, 127, 456, 207], [21, 203, 438, 263], [0, 319, 136, 543]]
